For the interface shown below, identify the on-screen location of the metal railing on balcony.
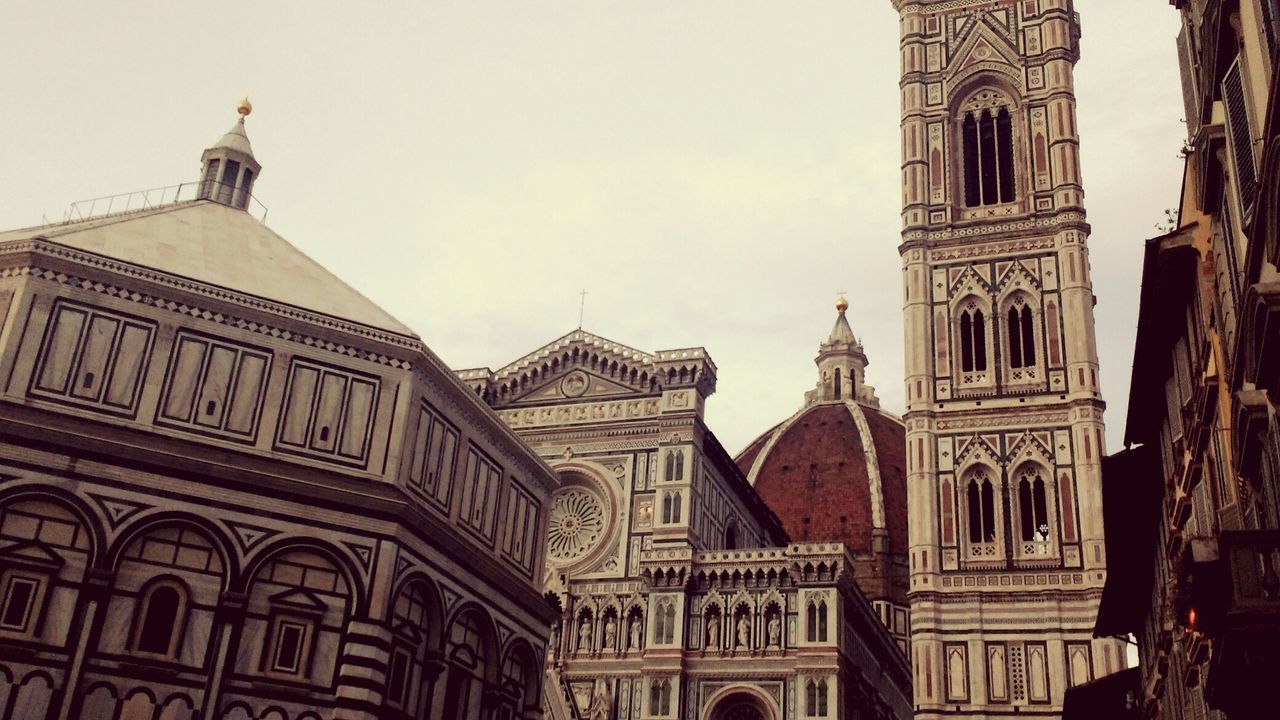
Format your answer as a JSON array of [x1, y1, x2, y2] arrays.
[[52, 180, 269, 226]]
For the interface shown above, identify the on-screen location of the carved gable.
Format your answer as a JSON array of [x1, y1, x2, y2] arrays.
[[508, 368, 648, 405]]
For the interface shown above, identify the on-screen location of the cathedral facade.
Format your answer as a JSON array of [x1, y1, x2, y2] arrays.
[[890, 1, 1125, 716], [459, 329, 912, 720], [0, 109, 557, 720]]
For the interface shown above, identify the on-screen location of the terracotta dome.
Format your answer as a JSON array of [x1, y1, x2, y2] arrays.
[[735, 302, 908, 610]]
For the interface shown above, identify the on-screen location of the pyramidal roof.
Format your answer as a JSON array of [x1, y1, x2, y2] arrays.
[[0, 201, 414, 336], [212, 117, 254, 156]]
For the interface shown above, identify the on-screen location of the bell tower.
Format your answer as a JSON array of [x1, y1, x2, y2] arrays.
[[890, 1, 1124, 716]]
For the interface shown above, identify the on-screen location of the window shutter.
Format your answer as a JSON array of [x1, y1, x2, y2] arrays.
[[1177, 26, 1200, 137], [1222, 57, 1258, 216]]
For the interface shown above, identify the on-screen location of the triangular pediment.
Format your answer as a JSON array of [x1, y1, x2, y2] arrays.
[[1008, 430, 1053, 465], [997, 260, 1042, 293], [269, 588, 327, 613], [0, 540, 66, 569], [948, 18, 1020, 74], [949, 264, 994, 297], [509, 368, 647, 405], [488, 329, 663, 405]]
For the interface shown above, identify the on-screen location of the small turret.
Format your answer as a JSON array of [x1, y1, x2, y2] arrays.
[[805, 294, 879, 407], [198, 99, 261, 209]]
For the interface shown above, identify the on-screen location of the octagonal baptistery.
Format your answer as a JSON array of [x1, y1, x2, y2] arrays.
[[735, 300, 910, 655]]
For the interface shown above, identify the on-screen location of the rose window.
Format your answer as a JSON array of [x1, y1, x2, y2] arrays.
[[547, 487, 607, 564]]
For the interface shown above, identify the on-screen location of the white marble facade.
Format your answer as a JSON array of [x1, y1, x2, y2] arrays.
[[461, 331, 913, 720], [890, 0, 1126, 716]]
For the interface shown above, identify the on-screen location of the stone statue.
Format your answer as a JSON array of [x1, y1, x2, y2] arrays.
[[768, 614, 781, 647], [629, 617, 642, 650], [603, 616, 617, 649], [737, 615, 750, 648], [707, 616, 720, 647], [578, 619, 592, 651], [587, 681, 611, 720]]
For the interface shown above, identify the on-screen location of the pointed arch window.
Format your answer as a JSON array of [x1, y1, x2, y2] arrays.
[[833, 368, 842, 398], [966, 474, 996, 543], [963, 103, 1016, 207], [1007, 304, 1036, 369], [806, 679, 830, 716], [1018, 472, 1051, 542], [662, 491, 682, 524], [664, 449, 684, 482], [806, 599, 829, 642], [650, 679, 673, 715], [959, 305, 988, 372]]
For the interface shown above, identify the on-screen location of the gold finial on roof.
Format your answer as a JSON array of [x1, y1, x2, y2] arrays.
[[237, 97, 253, 118], [836, 290, 848, 313]]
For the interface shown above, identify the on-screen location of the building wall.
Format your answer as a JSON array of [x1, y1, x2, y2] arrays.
[[1114, 1, 1280, 717], [0, 225, 557, 720], [889, 1, 1126, 716]]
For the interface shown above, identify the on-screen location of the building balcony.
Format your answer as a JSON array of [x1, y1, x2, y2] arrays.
[[1201, 530, 1280, 718]]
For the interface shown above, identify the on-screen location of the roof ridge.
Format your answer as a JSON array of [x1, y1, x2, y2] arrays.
[[491, 328, 656, 380]]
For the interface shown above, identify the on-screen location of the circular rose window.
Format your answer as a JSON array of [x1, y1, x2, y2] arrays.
[[547, 486, 607, 565]]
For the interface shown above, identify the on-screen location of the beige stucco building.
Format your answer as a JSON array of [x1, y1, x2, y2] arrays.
[[890, 1, 1126, 716], [0, 106, 557, 720], [459, 326, 913, 720]]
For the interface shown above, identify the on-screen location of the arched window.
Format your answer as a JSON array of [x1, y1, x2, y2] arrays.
[[444, 609, 491, 720], [671, 492, 682, 524], [966, 474, 996, 543], [386, 582, 437, 712], [653, 602, 675, 645], [1019, 473, 1052, 542], [833, 368, 842, 398], [807, 599, 828, 642], [806, 680, 819, 716], [724, 523, 738, 550], [674, 452, 684, 482], [662, 494, 673, 524], [1008, 304, 1036, 369], [135, 582, 183, 656], [651, 679, 673, 715], [664, 451, 676, 482], [959, 306, 988, 372], [962, 102, 1016, 207]]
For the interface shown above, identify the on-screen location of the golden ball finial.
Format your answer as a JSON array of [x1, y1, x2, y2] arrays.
[[836, 291, 849, 313], [237, 97, 253, 117]]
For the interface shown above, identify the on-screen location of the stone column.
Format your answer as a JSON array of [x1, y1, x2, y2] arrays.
[[332, 619, 391, 720], [200, 591, 247, 719], [55, 568, 112, 720]]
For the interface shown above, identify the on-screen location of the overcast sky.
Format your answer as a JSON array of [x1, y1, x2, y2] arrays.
[[2, 1, 1186, 456]]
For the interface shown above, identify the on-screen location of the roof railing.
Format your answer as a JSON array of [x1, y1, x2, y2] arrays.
[[54, 180, 269, 226]]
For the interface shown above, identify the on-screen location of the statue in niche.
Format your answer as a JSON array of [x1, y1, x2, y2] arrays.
[[603, 616, 617, 649], [579, 618, 593, 651], [768, 613, 781, 648], [630, 616, 642, 650], [736, 615, 751, 649], [707, 615, 720, 647]]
